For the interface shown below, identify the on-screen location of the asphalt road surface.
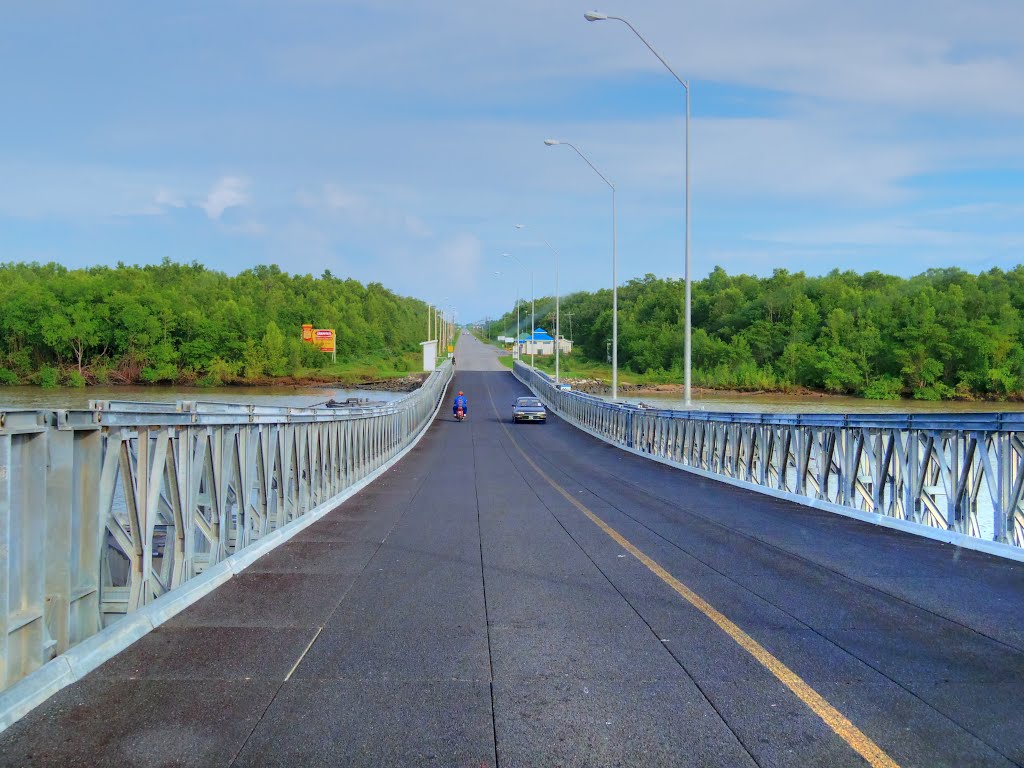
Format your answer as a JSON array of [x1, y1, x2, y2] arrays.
[[3, 333, 1024, 767]]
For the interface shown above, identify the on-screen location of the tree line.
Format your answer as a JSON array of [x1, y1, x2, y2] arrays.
[[0, 260, 428, 387], [492, 266, 1024, 400]]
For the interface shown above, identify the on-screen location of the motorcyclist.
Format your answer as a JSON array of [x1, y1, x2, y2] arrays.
[[453, 391, 468, 418]]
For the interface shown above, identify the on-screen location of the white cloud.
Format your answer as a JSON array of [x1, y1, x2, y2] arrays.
[[323, 183, 362, 211], [296, 182, 434, 238], [752, 211, 1024, 259], [691, 115, 926, 204], [0, 159, 197, 219], [437, 233, 482, 292], [757, 221, 960, 249], [271, 1, 1024, 117], [154, 187, 185, 209], [201, 176, 249, 219], [404, 215, 432, 238], [918, 202, 1024, 220], [225, 219, 267, 237]]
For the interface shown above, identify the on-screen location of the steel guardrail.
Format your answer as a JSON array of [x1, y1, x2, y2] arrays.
[[0, 361, 452, 694], [514, 361, 1024, 555]]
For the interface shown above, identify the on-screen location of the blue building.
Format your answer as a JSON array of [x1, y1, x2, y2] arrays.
[[517, 328, 571, 356]]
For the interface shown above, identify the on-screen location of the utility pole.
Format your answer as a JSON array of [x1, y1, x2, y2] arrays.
[[515, 296, 520, 359], [563, 311, 575, 343], [531, 272, 535, 370]]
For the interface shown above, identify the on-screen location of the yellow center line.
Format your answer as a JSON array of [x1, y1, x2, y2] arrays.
[[486, 382, 898, 768]]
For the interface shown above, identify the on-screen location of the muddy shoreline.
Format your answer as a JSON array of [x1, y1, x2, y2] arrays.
[[221, 372, 430, 392], [559, 377, 1023, 403], [563, 377, 838, 399]]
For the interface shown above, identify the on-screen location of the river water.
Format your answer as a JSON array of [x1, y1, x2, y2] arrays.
[[9, 385, 1019, 416], [620, 391, 1024, 415], [0, 384, 405, 410]]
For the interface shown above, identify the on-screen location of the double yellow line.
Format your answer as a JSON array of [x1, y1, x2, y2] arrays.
[[488, 384, 898, 768]]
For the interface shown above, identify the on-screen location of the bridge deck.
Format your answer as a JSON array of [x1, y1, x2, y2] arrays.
[[2, 334, 1024, 767]]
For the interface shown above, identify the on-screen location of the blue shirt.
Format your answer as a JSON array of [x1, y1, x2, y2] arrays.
[[454, 395, 467, 409]]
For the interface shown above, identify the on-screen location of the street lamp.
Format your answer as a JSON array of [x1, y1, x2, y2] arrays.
[[584, 10, 692, 406], [498, 255, 521, 360], [445, 302, 455, 358], [504, 252, 535, 370], [443, 297, 449, 358], [493, 270, 512, 341], [433, 297, 449, 361], [515, 223, 562, 384], [544, 139, 618, 399]]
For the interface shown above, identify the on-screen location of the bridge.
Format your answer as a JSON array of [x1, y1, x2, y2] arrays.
[[2, 333, 1024, 766]]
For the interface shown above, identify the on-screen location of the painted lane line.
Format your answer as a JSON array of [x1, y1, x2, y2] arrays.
[[486, 383, 899, 768]]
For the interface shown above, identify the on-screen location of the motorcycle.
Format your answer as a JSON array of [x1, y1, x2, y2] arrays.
[[455, 405, 466, 422]]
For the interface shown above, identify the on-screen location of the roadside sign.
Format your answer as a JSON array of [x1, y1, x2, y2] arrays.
[[301, 324, 337, 361]]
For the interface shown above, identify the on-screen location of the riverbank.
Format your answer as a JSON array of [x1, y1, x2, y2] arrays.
[[4, 370, 428, 393], [4, 352, 430, 392], [497, 355, 1024, 404], [568, 378, 830, 399], [0, 382, 412, 411], [229, 371, 428, 392]]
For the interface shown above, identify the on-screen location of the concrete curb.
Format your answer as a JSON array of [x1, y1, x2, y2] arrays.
[[0, 369, 453, 733], [514, 369, 1024, 566]]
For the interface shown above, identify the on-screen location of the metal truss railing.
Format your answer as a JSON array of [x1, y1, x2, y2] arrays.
[[515, 361, 1024, 553], [1, 362, 452, 693]]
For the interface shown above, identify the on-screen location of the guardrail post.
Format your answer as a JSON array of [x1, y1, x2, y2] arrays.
[[3, 420, 48, 688], [995, 433, 1010, 543], [44, 426, 73, 660]]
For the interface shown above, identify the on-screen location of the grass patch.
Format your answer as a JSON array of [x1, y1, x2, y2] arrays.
[[286, 351, 423, 385], [515, 355, 666, 386]]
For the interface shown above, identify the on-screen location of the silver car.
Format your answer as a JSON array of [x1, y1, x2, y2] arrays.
[[512, 397, 547, 423]]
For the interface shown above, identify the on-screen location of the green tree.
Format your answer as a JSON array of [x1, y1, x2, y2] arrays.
[[40, 301, 102, 373], [262, 321, 288, 376]]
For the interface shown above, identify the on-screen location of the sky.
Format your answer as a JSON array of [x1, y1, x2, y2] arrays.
[[2, 1, 1023, 325]]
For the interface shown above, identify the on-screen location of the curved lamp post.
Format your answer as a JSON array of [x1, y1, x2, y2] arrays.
[[504, 252, 535, 369], [584, 11, 691, 406], [543, 139, 618, 399], [433, 296, 449, 361], [515, 223, 562, 384], [493, 270, 512, 341], [497, 254, 521, 359]]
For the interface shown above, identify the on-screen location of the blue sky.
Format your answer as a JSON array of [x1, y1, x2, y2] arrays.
[[2, 1, 1023, 324]]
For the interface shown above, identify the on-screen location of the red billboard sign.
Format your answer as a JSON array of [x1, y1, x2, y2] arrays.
[[301, 325, 336, 353]]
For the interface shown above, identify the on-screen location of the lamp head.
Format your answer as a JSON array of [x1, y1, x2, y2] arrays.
[[543, 139, 560, 146], [584, 11, 609, 21]]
